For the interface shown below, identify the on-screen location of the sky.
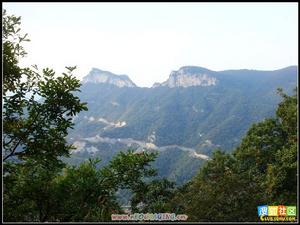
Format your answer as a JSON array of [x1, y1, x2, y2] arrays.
[[3, 2, 298, 87]]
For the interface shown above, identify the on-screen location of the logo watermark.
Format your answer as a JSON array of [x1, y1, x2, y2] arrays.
[[111, 213, 188, 221], [257, 205, 297, 222]]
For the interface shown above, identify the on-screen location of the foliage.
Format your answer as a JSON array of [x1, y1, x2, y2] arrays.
[[2, 9, 28, 94], [4, 150, 170, 222], [170, 88, 297, 222], [130, 178, 175, 213], [3, 160, 61, 221], [263, 88, 297, 204], [3, 9, 86, 222], [3, 10, 88, 166], [49, 158, 121, 222], [99, 150, 157, 191]]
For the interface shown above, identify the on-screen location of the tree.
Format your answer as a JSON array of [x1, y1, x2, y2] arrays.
[[3, 9, 27, 94], [4, 150, 168, 222], [49, 158, 121, 222], [3, 9, 87, 221], [54, 150, 162, 221], [171, 88, 297, 222], [174, 150, 259, 222], [3, 159, 61, 221], [130, 178, 175, 213], [264, 88, 297, 204], [99, 150, 176, 213], [3, 9, 87, 168]]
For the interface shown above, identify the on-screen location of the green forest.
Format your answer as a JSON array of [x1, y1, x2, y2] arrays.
[[2, 10, 298, 222]]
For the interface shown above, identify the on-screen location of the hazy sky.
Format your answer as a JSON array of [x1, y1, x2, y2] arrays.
[[3, 3, 298, 87]]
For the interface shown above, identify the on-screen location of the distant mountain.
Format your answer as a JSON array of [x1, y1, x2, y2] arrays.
[[82, 68, 136, 87], [66, 65, 297, 185], [154, 66, 218, 88]]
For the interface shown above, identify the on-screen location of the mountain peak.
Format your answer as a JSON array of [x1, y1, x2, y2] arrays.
[[155, 66, 218, 88], [177, 66, 215, 74], [82, 68, 136, 87]]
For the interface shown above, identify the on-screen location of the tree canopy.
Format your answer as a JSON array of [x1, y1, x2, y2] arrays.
[[169, 88, 297, 222]]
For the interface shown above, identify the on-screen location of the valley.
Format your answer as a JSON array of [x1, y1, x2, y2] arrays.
[[67, 65, 297, 184]]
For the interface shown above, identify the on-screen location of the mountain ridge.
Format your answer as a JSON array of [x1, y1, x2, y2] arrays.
[[68, 64, 297, 184], [81, 65, 297, 88], [82, 68, 137, 87]]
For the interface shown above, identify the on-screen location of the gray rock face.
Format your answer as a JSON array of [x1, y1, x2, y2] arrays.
[[82, 68, 136, 88], [155, 66, 218, 88]]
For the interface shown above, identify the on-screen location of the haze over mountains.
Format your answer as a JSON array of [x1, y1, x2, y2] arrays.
[[67, 65, 297, 184], [82, 68, 137, 87]]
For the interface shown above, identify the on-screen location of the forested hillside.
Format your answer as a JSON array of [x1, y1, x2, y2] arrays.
[[67, 65, 296, 184]]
